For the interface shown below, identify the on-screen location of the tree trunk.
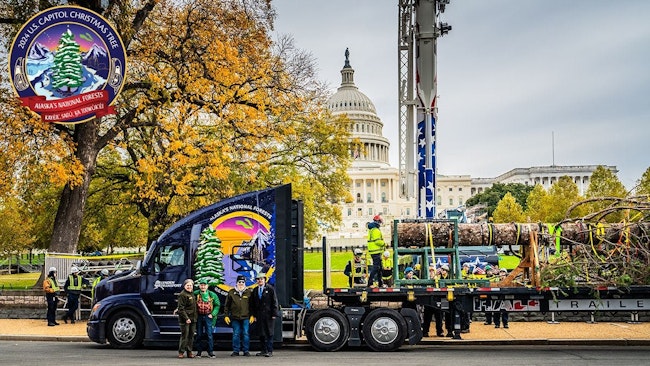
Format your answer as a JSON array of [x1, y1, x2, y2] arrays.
[[49, 120, 100, 254], [395, 222, 650, 247]]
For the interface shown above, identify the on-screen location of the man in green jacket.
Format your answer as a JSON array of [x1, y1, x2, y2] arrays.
[[367, 214, 386, 287], [224, 275, 254, 356], [194, 278, 220, 358]]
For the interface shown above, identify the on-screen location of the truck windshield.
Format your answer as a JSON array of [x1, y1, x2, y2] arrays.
[[153, 244, 185, 273]]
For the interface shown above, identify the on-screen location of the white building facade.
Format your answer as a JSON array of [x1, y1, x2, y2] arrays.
[[326, 51, 415, 240]]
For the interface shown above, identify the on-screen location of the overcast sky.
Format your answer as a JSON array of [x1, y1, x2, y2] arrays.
[[272, 0, 650, 190]]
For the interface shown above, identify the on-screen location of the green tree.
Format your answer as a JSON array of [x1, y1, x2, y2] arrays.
[[546, 176, 583, 222], [524, 184, 550, 222], [492, 192, 525, 223], [586, 166, 628, 199], [583, 165, 629, 222], [0, 197, 34, 266], [465, 183, 533, 219], [636, 167, 650, 197]]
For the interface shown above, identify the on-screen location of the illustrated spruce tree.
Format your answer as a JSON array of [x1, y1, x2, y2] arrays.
[[52, 28, 83, 93], [195, 226, 224, 286]]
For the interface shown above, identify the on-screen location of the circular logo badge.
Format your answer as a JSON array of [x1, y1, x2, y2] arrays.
[[8, 6, 126, 124]]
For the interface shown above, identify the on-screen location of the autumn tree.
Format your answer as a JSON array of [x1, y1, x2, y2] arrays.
[[108, 0, 351, 244], [0, 0, 157, 254], [1, 0, 351, 254], [545, 176, 584, 222], [581, 165, 629, 223], [492, 192, 525, 223], [524, 184, 549, 222]]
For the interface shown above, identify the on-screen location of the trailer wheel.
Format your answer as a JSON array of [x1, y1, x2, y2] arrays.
[[362, 308, 407, 352], [305, 309, 349, 351], [107, 310, 144, 349]]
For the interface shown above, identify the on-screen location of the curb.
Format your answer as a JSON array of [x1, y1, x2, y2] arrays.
[[0, 334, 90, 342]]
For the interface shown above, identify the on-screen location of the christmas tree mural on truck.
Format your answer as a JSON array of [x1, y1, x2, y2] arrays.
[[195, 226, 224, 286], [52, 28, 83, 93]]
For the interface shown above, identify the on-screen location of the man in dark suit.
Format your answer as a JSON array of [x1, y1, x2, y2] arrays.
[[250, 272, 279, 357]]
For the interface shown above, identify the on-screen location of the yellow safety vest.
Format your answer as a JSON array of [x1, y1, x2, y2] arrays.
[[67, 275, 83, 291], [47, 277, 60, 292], [367, 227, 385, 254]]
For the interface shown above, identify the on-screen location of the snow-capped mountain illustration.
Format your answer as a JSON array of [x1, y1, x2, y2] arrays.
[[82, 43, 110, 77], [28, 42, 53, 61]]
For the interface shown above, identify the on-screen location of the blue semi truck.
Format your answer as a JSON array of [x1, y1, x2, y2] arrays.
[[87, 184, 304, 348]]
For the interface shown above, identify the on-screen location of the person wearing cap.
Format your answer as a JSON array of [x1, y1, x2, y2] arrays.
[[176, 278, 197, 358], [224, 275, 253, 356], [91, 269, 110, 302], [344, 248, 367, 287], [250, 273, 279, 357], [193, 278, 220, 358], [403, 266, 418, 280], [366, 214, 386, 288], [63, 266, 89, 324], [43, 267, 60, 326], [381, 250, 394, 287]]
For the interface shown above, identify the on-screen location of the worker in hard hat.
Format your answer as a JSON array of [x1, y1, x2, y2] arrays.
[[63, 267, 89, 324], [344, 248, 367, 287], [366, 214, 386, 288], [91, 269, 110, 302], [43, 267, 60, 326]]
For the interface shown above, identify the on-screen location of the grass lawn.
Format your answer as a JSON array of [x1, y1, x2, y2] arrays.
[[499, 255, 520, 270], [303, 250, 356, 290], [0, 272, 39, 289]]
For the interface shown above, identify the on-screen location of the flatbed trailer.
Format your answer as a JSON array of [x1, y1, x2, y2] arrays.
[[302, 218, 650, 352]]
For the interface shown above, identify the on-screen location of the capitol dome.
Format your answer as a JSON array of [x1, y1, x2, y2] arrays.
[[327, 48, 390, 167]]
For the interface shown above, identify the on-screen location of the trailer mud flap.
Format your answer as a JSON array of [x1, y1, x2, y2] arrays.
[[345, 307, 365, 347], [400, 308, 423, 345]]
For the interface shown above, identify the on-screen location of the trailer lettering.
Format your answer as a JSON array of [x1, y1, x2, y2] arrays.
[[550, 299, 650, 311]]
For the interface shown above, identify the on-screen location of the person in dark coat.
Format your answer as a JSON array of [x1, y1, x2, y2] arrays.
[[224, 274, 253, 356], [250, 272, 279, 357], [176, 278, 197, 358], [63, 267, 89, 324]]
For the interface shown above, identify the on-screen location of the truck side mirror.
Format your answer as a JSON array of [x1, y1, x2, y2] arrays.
[[139, 261, 149, 275]]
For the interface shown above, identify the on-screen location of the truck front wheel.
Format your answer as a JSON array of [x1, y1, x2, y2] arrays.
[[107, 310, 144, 349], [305, 309, 350, 351], [362, 308, 406, 351]]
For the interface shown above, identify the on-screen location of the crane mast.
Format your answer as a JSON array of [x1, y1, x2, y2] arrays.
[[398, 0, 451, 218]]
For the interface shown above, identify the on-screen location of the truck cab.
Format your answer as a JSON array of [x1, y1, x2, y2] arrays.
[[87, 184, 303, 348]]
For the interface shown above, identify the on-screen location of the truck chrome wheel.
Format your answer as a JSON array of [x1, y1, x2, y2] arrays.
[[112, 317, 137, 343], [305, 309, 350, 351], [314, 316, 341, 344], [362, 308, 407, 352], [107, 311, 144, 349], [368, 316, 399, 344]]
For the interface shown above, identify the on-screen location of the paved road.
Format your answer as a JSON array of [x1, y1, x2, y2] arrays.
[[2, 341, 650, 366]]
